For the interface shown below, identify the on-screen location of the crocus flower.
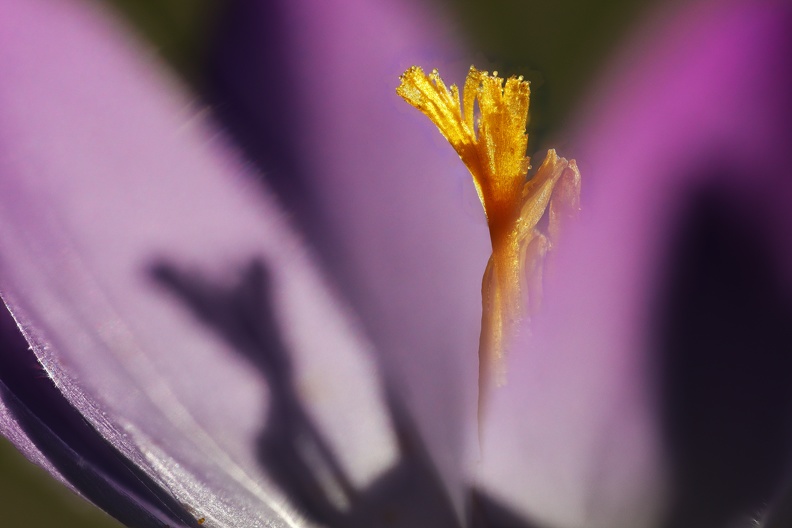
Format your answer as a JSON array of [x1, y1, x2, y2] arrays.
[[1, 2, 791, 528]]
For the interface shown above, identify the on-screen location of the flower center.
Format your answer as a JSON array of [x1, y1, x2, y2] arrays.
[[397, 66, 580, 403]]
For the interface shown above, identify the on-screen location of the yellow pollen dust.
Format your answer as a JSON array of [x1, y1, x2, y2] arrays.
[[397, 65, 581, 403]]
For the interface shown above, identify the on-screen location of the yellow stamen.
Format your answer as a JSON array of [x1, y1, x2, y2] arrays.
[[397, 66, 581, 406]]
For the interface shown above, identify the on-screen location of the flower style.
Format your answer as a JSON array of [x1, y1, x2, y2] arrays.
[[396, 65, 581, 397], [1, 1, 792, 528]]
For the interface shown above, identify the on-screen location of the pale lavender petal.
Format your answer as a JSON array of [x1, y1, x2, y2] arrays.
[[0, 306, 196, 527], [0, 0, 400, 526], [210, 0, 488, 510], [477, 1, 792, 527]]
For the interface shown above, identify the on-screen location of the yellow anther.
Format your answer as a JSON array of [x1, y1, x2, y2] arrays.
[[397, 66, 580, 407]]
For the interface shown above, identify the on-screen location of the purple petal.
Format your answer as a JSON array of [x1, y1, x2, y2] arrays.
[[477, 1, 792, 527], [0, 304, 201, 527], [0, 0, 401, 525], [0, 309, 68, 492], [210, 0, 488, 509]]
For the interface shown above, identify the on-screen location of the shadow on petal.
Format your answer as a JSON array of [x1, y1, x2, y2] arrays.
[[151, 258, 486, 528], [656, 185, 792, 528]]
